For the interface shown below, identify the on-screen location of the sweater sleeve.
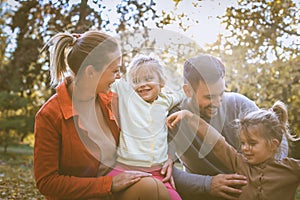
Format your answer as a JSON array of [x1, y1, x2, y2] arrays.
[[165, 89, 185, 110], [34, 107, 113, 199], [172, 166, 212, 194], [191, 113, 245, 172], [212, 137, 243, 172]]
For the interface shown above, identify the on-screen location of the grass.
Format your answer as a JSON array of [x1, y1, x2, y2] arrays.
[[0, 144, 44, 199], [0, 144, 299, 199]]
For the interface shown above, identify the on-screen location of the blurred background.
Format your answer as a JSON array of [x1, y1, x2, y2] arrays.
[[0, 0, 299, 199]]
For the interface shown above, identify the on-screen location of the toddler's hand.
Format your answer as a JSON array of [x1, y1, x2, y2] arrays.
[[166, 110, 193, 129]]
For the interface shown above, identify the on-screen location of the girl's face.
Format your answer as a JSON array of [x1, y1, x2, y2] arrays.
[[96, 50, 121, 93], [131, 67, 163, 103], [240, 125, 277, 165]]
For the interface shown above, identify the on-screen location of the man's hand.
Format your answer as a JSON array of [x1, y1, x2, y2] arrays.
[[210, 174, 247, 200]]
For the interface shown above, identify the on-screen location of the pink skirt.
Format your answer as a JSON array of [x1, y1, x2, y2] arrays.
[[107, 163, 181, 200]]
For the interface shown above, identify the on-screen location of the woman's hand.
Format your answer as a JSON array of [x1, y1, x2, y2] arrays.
[[160, 157, 176, 189], [111, 171, 152, 192], [166, 110, 194, 129]]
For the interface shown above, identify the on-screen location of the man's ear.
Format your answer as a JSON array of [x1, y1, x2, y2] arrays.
[[183, 84, 193, 98], [160, 79, 165, 88]]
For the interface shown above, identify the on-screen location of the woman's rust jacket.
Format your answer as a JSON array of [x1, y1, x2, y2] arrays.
[[34, 80, 120, 200]]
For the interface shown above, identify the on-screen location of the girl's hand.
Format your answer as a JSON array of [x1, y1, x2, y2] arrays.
[[166, 110, 193, 129], [160, 157, 176, 189], [111, 171, 152, 192]]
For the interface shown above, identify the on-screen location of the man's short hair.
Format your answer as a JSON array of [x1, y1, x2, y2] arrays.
[[183, 54, 225, 90]]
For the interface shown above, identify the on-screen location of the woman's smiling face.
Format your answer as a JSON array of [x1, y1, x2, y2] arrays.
[[96, 50, 121, 94]]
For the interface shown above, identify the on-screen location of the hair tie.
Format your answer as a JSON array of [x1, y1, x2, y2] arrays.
[[71, 37, 77, 46], [69, 33, 81, 47], [72, 33, 81, 38]]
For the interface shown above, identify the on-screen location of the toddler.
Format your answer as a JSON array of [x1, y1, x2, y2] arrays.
[[110, 55, 183, 200]]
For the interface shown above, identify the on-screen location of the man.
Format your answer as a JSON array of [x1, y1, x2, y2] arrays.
[[169, 54, 288, 200]]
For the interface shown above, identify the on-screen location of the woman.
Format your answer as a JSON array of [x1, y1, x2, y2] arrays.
[[34, 30, 170, 200]]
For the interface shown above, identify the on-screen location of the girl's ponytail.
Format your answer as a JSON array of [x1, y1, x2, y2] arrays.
[[272, 101, 298, 141], [272, 101, 288, 128]]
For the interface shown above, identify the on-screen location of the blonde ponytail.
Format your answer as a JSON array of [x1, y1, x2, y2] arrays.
[[272, 101, 299, 142]]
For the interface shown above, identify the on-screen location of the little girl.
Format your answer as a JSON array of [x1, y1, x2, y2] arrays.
[[167, 101, 299, 200], [109, 55, 183, 200]]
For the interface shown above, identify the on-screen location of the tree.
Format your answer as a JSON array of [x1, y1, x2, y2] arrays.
[[208, 0, 300, 157], [223, 0, 299, 62], [1, 0, 195, 150]]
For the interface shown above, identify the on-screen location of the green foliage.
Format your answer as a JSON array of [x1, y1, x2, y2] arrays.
[[223, 0, 299, 61], [227, 58, 300, 135], [0, 130, 19, 153], [0, 91, 35, 152], [220, 0, 299, 129], [208, 0, 300, 156], [0, 0, 174, 150], [296, 188, 300, 200]]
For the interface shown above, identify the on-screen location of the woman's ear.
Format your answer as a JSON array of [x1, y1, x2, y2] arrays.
[[183, 84, 193, 98], [85, 65, 96, 78]]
